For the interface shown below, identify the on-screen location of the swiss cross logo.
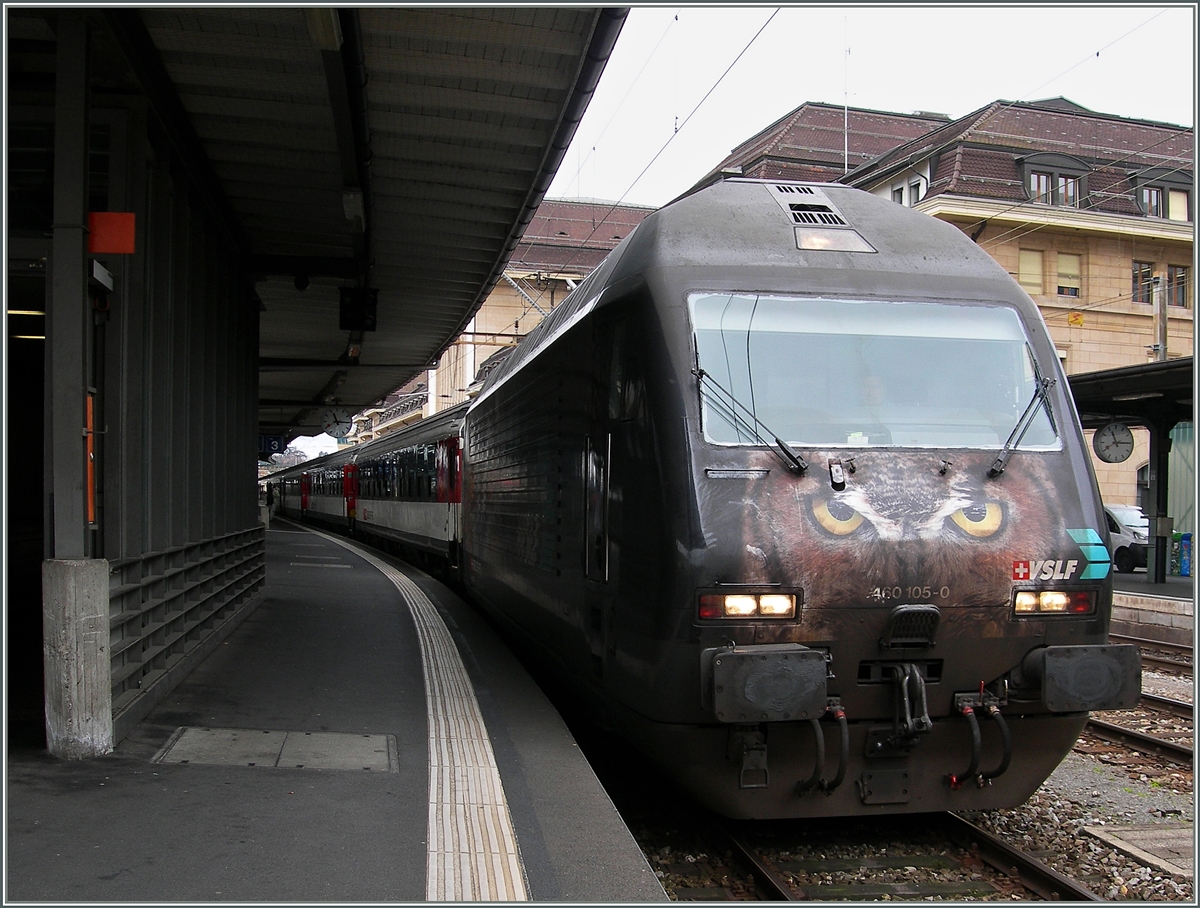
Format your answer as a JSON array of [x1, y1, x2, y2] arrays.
[[1012, 561, 1031, 580]]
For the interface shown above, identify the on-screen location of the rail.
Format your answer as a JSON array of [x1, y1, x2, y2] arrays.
[[713, 813, 1101, 901], [940, 813, 1102, 901], [1085, 718, 1194, 766], [1110, 633, 1193, 674], [1140, 692, 1194, 719]]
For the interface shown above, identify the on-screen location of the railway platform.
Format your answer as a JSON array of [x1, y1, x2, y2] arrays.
[[5, 520, 666, 902], [1111, 570, 1194, 648]]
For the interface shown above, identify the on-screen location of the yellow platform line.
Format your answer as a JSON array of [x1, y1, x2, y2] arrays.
[[306, 527, 529, 901]]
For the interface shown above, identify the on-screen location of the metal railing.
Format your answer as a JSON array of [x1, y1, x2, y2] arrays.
[[107, 527, 265, 732]]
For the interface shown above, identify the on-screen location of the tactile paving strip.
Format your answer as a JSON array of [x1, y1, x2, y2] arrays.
[[312, 528, 529, 901]]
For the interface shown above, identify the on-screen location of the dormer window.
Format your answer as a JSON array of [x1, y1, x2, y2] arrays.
[[1132, 167, 1191, 221], [1019, 153, 1088, 207]]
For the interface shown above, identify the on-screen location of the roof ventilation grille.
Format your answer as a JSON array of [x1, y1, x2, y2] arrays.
[[792, 210, 848, 226], [775, 184, 815, 195]]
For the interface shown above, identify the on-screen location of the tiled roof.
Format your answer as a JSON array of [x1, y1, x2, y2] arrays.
[[695, 101, 951, 188], [509, 199, 654, 273], [849, 98, 1193, 197]]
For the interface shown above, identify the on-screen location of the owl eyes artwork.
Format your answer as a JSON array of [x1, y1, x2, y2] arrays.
[[738, 452, 1065, 610]]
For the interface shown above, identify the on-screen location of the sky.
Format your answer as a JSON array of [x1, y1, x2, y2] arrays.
[[547, 4, 1197, 208]]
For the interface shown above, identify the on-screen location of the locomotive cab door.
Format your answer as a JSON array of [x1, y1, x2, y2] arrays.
[[584, 312, 652, 677]]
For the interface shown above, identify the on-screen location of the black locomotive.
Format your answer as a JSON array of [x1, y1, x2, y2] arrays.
[[277, 179, 1140, 819]]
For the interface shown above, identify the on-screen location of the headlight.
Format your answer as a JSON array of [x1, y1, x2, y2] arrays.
[[1013, 590, 1095, 615], [699, 593, 796, 619]]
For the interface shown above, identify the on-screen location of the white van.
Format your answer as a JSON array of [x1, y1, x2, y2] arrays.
[[1104, 504, 1148, 573]]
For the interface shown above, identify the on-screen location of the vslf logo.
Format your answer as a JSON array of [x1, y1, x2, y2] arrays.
[[1012, 560, 1079, 581]]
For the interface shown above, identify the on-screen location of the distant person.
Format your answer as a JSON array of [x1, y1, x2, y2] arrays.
[[266, 483, 276, 514]]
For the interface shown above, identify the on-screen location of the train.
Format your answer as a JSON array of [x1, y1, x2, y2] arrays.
[[272, 178, 1141, 819]]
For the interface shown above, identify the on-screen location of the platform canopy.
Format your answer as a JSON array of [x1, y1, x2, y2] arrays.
[[87, 7, 627, 441], [1067, 357, 1193, 432]]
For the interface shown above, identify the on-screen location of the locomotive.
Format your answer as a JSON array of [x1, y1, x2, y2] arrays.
[[276, 179, 1140, 819]]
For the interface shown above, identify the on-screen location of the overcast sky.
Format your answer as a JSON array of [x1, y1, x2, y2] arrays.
[[547, 4, 1196, 208]]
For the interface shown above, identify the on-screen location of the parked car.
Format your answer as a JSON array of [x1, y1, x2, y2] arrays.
[[1105, 504, 1149, 573]]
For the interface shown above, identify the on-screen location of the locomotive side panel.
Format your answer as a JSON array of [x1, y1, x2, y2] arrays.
[[464, 332, 594, 671]]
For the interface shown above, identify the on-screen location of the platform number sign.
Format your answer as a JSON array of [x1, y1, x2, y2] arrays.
[[259, 434, 284, 457]]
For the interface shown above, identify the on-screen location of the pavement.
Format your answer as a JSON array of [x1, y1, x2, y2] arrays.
[[5, 522, 666, 902]]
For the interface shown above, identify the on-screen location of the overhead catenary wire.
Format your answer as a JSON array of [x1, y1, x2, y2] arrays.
[[511, 8, 781, 314], [507, 9, 1190, 330]]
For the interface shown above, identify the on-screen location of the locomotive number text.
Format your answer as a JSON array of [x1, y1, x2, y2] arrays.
[[869, 585, 950, 602]]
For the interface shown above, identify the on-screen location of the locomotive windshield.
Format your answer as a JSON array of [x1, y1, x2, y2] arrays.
[[690, 293, 1058, 449]]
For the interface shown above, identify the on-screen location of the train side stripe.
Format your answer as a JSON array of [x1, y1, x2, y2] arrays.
[[302, 526, 529, 901]]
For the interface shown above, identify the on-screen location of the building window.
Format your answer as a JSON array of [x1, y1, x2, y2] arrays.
[[1141, 186, 1164, 217], [1132, 261, 1154, 304], [909, 181, 922, 204], [1058, 175, 1079, 208], [1020, 154, 1088, 208], [1167, 265, 1190, 308], [892, 186, 904, 205], [1018, 249, 1044, 294], [1030, 171, 1053, 204], [1168, 189, 1191, 222], [1057, 253, 1081, 297]]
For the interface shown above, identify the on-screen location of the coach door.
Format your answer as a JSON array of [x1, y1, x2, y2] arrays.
[[343, 463, 358, 520]]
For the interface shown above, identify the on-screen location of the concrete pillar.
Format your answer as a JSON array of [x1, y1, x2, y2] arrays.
[[42, 559, 112, 758]]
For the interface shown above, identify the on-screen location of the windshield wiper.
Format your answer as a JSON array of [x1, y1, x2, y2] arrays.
[[695, 369, 808, 474], [988, 364, 1057, 478]]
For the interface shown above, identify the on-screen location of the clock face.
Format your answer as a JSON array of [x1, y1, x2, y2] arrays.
[[321, 407, 353, 438], [1092, 421, 1134, 463]]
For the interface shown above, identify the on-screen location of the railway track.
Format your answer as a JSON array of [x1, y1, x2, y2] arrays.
[[708, 812, 1102, 901], [1140, 691, 1194, 719], [1085, 717, 1194, 766], [1110, 633, 1193, 675]]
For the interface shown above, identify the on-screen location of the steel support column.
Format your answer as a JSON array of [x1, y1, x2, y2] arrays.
[[1148, 418, 1173, 584], [48, 13, 90, 559], [44, 13, 113, 757]]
